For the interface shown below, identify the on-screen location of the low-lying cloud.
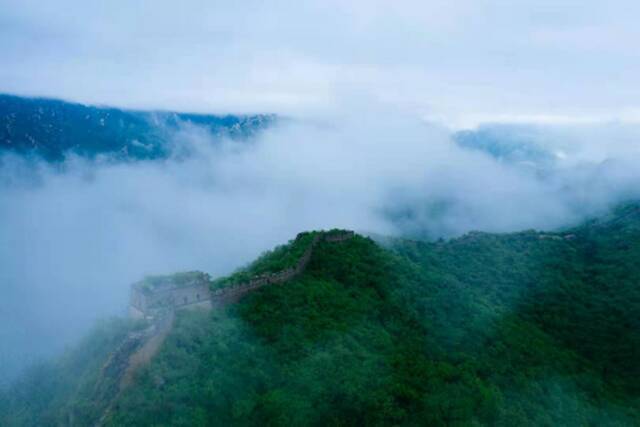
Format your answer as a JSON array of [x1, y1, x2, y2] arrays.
[[2, 111, 640, 384]]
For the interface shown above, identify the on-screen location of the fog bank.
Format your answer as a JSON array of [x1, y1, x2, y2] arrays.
[[2, 113, 640, 384]]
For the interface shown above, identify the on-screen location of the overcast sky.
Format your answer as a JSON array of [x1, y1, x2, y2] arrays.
[[1, 0, 639, 127]]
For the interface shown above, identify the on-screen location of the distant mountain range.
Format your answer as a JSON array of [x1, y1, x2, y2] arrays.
[[0, 94, 578, 168], [0, 94, 274, 161], [453, 125, 559, 168]]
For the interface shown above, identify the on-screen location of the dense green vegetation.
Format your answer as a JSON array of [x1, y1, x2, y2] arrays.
[[211, 232, 319, 289], [2, 206, 640, 426], [140, 232, 319, 294], [0, 318, 143, 426]]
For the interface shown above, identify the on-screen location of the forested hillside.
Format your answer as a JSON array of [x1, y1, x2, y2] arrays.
[[2, 205, 640, 426], [0, 94, 273, 161]]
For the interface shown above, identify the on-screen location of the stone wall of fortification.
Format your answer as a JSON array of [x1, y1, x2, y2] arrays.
[[208, 231, 356, 300], [116, 230, 355, 424], [130, 231, 354, 317], [323, 231, 354, 242], [205, 233, 323, 305], [129, 281, 211, 318]]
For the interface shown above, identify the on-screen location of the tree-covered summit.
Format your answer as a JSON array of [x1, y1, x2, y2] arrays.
[[2, 208, 640, 426]]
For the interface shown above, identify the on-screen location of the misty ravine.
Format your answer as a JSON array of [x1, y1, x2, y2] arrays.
[[3, 96, 640, 389]]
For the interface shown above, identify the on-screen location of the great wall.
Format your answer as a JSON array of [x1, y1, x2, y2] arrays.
[[129, 230, 353, 319], [92, 230, 354, 425]]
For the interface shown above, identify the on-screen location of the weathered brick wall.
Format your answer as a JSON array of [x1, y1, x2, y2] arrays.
[[323, 231, 355, 242]]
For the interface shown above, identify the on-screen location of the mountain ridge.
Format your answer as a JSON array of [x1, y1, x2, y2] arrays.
[[2, 205, 640, 425], [0, 94, 274, 161]]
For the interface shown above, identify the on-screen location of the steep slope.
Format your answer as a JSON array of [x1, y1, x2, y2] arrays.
[[2, 206, 640, 426]]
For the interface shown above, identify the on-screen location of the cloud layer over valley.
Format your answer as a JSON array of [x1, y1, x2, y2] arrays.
[[2, 113, 640, 384]]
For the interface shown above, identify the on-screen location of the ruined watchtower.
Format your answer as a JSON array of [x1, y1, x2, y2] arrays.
[[129, 271, 212, 319], [129, 230, 356, 319]]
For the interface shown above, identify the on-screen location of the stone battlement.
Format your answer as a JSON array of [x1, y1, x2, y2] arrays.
[[129, 230, 354, 319], [110, 230, 355, 423]]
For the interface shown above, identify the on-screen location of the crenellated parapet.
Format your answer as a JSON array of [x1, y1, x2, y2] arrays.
[[129, 230, 354, 319], [110, 230, 354, 423]]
